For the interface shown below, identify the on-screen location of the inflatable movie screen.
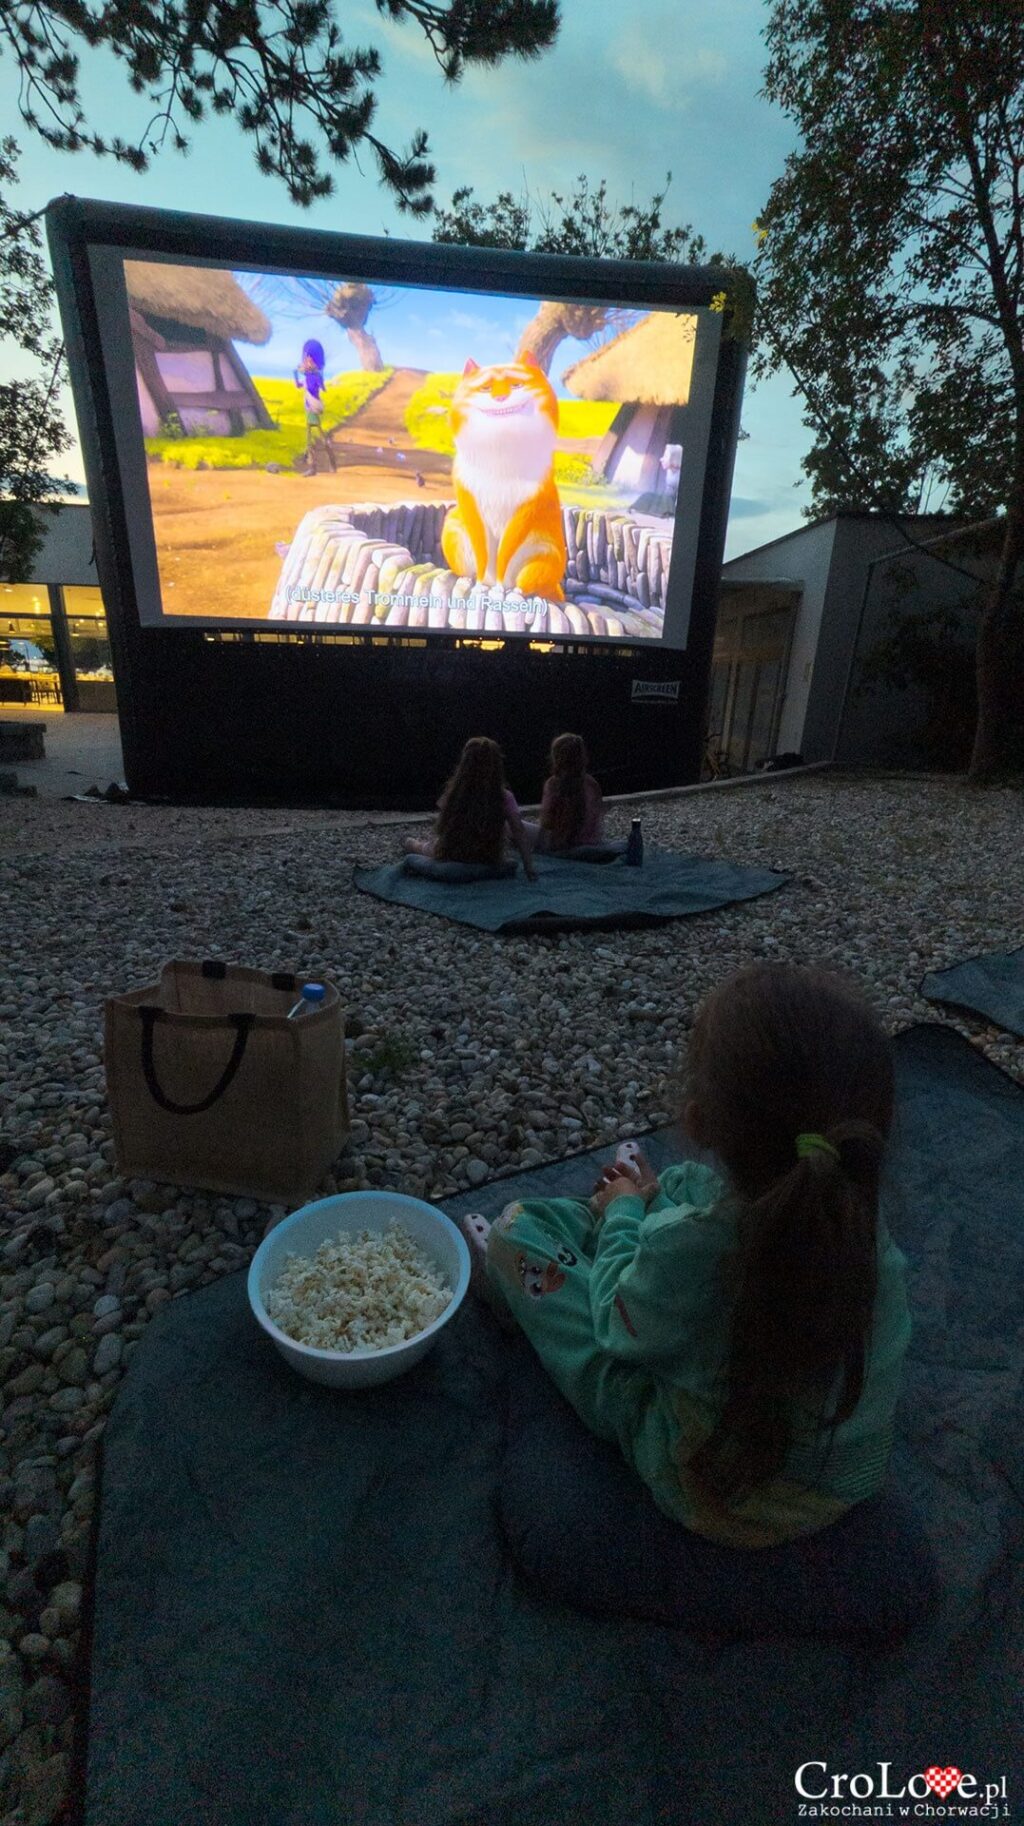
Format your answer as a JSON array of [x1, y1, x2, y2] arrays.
[[119, 257, 722, 647]]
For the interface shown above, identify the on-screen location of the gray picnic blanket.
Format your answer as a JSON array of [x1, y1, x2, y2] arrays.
[[79, 1025, 1024, 1826], [354, 847, 789, 933], [922, 946, 1024, 1038]]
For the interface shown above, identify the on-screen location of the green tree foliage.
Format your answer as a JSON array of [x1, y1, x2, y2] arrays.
[[432, 172, 717, 263], [857, 602, 978, 769], [753, 0, 1024, 776], [431, 174, 751, 370], [0, 0, 559, 211], [0, 7, 560, 578], [0, 138, 71, 582]]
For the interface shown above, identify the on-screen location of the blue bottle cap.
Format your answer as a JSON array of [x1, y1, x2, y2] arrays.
[[302, 983, 326, 1002]]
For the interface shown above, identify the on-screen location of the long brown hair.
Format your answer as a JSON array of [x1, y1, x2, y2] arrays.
[[685, 964, 892, 1506], [541, 732, 588, 851], [434, 736, 508, 866]]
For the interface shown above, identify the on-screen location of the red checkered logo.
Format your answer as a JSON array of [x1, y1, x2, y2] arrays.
[[924, 1767, 963, 1799]]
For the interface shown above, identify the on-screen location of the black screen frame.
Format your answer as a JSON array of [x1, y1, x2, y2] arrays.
[[48, 197, 749, 807]]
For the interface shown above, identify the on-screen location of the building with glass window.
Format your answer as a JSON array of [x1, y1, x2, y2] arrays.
[[1, 503, 114, 713]]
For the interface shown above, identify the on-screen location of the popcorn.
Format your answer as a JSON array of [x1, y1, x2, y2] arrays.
[[265, 1224, 451, 1353]]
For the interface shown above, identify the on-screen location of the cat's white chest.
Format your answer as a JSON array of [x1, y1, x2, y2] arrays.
[[454, 413, 555, 539], [457, 462, 533, 536]]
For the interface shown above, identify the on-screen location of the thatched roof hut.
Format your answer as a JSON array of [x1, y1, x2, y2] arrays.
[[125, 260, 274, 439], [124, 262, 271, 346], [562, 311, 698, 501], [561, 312, 696, 407]]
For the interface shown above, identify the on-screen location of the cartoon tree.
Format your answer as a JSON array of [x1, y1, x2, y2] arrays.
[[325, 284, 384, 371], [515, 302, 623, 374], [239, 274, 393, 371]]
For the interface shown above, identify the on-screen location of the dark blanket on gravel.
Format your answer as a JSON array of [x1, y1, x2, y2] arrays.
[[922, 946, 1024, 1039], [353, 847, 789, 934], [79, 1026, 1024, 1826]]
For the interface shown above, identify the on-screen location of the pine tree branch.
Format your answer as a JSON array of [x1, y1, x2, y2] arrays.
[[0, 1, 561, 207]]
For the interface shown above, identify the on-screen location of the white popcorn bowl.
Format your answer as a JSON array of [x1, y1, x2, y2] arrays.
[[247, 1191, 471, 1390]]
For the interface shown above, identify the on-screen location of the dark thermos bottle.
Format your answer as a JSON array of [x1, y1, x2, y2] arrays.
[[625, 818, 644, 866]]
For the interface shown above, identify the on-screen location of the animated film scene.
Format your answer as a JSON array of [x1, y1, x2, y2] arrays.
[[125, 257, 704, 641]]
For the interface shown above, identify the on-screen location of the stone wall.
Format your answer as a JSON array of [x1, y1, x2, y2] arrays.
[[269, 501, 670, 640], [347, 501, 448, 566], [561, 506, 671, 620]]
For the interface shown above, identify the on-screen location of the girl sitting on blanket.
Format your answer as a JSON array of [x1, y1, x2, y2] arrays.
[[404, 736, 537, 881], [460, 964, 912, 1548], [531, 733, 605, 853]]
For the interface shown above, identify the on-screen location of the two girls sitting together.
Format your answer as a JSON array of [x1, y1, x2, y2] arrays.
[[404, 733, 604, 882], [460, 963, 912, 1551]]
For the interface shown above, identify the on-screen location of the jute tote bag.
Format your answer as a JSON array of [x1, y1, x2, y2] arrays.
[[104, 960, 349, 1201]]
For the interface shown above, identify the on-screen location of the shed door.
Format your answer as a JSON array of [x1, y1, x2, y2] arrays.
[[708, 601, 795, 773]]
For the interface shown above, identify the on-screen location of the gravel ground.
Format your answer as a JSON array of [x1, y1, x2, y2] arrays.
[[0, 772, 1021, 1823]]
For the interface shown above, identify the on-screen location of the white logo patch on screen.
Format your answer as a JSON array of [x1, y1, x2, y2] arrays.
[[631, 679, 680, 703]]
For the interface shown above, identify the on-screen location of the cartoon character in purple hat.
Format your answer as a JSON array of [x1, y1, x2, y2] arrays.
[[294, 338, 329, 472]]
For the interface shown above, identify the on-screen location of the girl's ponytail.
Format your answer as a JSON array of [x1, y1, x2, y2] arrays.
[[542, 733, 587, 851], [435, 737, 507, 866], [685, 968, 893, 1507]]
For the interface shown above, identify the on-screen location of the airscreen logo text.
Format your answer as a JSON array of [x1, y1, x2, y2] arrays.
[[631, 678, 680, 703], [795, 1763, 1011, 1819]]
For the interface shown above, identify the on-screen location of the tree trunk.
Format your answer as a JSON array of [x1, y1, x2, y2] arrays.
[[345, 328, 384, 371], [515, 323, 567, 373], [516, 303, 613, 374], [969, 484, 1024, 780]]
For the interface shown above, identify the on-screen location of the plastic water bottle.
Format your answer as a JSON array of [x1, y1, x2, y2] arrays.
[[625, 818, 644, 866], [287, 983, 326, 1019]]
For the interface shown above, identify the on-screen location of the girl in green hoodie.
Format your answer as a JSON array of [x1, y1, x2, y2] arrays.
[[461, 964, 912, 1549]]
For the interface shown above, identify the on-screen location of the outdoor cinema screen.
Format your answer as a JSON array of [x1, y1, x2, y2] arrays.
[[101, 250, 722, 647]]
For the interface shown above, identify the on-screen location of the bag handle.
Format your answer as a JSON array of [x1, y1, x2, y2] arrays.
[[139, 1007, 255, 1116], [196, 960, 296, 995]]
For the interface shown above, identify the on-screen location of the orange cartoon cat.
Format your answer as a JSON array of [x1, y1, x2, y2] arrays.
[[441, 355, 568, 600]]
